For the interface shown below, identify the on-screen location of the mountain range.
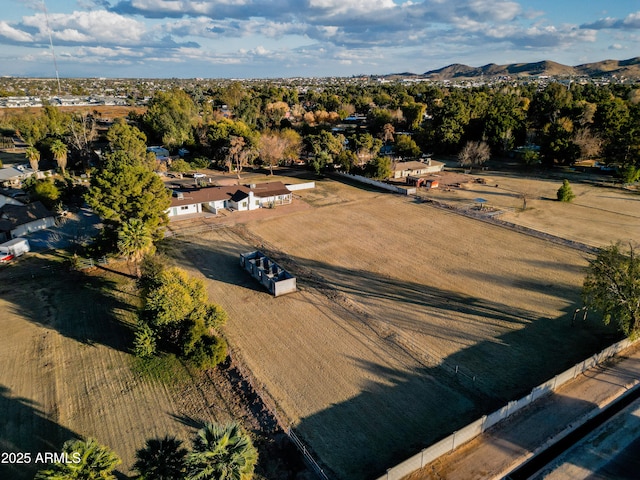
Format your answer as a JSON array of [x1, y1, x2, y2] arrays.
[[393, 57, 640, 80]]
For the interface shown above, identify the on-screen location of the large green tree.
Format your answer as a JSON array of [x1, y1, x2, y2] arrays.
[[186, 422, 258, 480], [34, 438, 121, 480], [583, 243, 640, 338], [86, 163, 171, 239], [141, 265, 227, 362], [144, 89, 197, 149], [104, 120, 156, 170], [395, 135, 421, 158]]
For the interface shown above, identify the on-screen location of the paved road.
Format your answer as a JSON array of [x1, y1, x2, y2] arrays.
[[407, 343, 640, 480], [531, 395, 640, 480]]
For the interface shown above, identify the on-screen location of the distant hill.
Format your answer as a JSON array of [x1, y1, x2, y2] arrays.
[[418, 57, 640, 80]]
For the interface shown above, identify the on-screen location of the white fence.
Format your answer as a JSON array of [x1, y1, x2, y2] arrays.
[[286, 181, 316, 191], [334, 172, 416, 195], [377, 337, 635, 480]]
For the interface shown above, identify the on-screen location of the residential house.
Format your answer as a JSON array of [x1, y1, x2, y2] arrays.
[[0, 190, 26, 208], [0, 165, 36, 188], [167, 181, 294, 219], [247, 182, 293, 208], [0, 201, 56, 241], [391, 159, 445, 179]]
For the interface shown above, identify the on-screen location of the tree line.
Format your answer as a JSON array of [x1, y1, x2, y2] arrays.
[[3, 80, 639, 183]]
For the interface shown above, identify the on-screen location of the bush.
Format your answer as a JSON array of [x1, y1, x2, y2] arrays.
[[169, 158, 191, 173], [188, 335, 228, 370], [620, 165, 640, 184], [190, 156, 211, 169], [134, 323, 157, 358], [556, 179, 575, 202], [205, 303, 228, 330]]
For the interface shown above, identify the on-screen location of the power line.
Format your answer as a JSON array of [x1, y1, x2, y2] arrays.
[[42, 0, 61, 95]]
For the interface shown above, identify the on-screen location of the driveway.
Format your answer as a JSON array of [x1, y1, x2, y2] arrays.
[[25, 207, 102, 252]]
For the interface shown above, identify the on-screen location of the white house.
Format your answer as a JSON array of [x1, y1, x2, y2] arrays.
[[248, 182, 293, 207], [167, 181, 294, 219], [167, 185, 249, 218], [0, 201, 56, 240], [391, 159, 444, 179]]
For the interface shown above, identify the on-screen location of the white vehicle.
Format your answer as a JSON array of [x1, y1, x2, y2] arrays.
[[0, 238, 30, 262], [193, 172, 206, 179]]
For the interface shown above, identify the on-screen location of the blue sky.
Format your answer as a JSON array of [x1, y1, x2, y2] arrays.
[[1, 0, 639, 78]]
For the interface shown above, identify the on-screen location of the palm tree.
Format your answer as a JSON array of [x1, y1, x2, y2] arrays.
[[133, 435, 187, 480], [117, 218, 155, 277], [25, 145, 40, 171], [186, 422, 258, 480], [50, 139, 68, 175], [34, 437, 121, 479]]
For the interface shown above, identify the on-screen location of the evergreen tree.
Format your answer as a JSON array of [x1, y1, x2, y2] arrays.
[[556, 179, 576, 202]]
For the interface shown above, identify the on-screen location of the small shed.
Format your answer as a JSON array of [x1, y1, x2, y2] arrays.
[[407, 176, 439, 189], [240, 251, 297, 297]]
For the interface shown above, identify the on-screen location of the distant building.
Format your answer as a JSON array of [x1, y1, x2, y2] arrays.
[[391, 159, 444, 179]]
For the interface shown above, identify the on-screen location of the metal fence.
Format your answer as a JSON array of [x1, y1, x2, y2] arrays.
[[76, 255, 108, 270], [164, 222, 228, 238], [226, 346, 331, 480], [288, 428, 330, 480], [377, 337, 636, 480]]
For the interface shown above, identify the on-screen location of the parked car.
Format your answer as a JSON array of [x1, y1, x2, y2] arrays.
[[193, 172, 206, 179]]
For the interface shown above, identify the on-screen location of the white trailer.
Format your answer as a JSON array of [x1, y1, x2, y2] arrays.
[[0, 238, 30, 262]]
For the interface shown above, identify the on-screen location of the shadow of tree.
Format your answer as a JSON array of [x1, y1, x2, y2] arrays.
[[0, 255, 136, 354], [163, 230, 622, 480], [0, 384, 79, 480]]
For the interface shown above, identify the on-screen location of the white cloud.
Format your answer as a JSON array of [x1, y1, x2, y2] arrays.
[[3, 1, 639, 78], [0, 21, 33, 42], [252, 45, 269, 56], [23, 10, 146, 45], [622, 12, 640, 28]]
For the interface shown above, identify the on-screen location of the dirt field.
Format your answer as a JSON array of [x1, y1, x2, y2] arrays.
[[0, 256, 301, 480], [421, 170, 640, 248], [168, 176, 621, 479]]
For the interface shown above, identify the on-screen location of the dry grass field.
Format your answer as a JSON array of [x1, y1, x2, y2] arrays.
[[0, 256, 295, 480], [169, 175, 622, 479], [422, 171, 640, 247]]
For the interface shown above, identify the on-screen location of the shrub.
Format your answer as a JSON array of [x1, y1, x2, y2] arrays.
[[188, 335, 228, 370], [134, 323, 157, 358], [556, 179, 575, 202]]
